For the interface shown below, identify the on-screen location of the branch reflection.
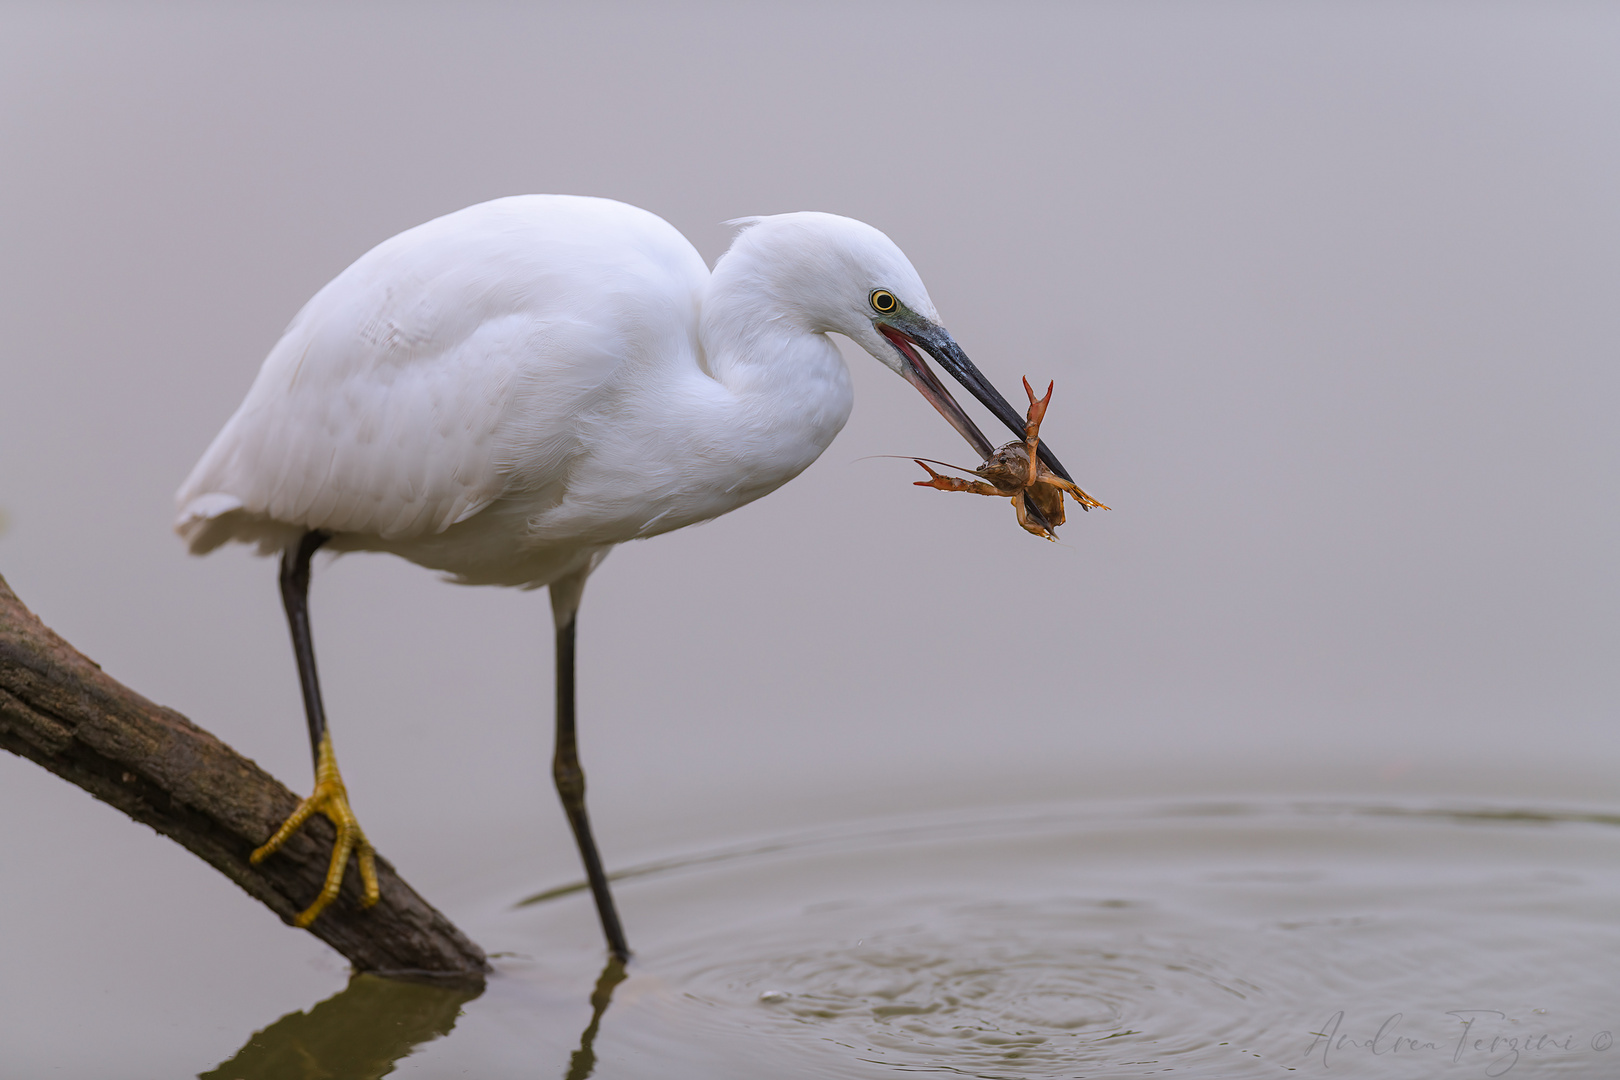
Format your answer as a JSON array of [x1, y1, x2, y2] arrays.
[[200, 972, 481, 1080]]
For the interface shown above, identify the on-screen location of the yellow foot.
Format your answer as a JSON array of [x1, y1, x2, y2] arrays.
[[250, 732, 380, 927]]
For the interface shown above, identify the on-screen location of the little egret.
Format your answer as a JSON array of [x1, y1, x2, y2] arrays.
[[176, 195, 1085, 961]]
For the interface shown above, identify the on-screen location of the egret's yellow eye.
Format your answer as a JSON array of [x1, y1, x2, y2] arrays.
[[870, 290, 898, 314]]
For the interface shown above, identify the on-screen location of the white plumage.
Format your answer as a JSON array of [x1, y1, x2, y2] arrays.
[[178, 195, 938, 588], [175, 194, 1057, 949]]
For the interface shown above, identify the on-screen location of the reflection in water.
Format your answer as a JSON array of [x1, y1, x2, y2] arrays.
[[200, 973, 481, 1080], [201, 957, 627, 1080], [205, 802, 1620, 1078], [565, 957, 628, 1080]]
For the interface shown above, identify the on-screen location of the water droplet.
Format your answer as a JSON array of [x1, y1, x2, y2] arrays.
[[758, 990, 789, 1004]]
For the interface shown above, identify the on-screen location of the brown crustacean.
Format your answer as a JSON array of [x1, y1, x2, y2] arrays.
[[912, 377, 1108, 540]]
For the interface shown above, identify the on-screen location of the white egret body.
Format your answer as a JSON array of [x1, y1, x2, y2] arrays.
[[179, 197, 921, 583], [177, 195, 1083, 956]]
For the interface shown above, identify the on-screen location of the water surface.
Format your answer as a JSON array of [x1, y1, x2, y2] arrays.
[[214, 799, 1620, 1078]]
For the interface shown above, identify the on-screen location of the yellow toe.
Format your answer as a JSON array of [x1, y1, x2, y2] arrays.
[[252, 733, 380, 926]]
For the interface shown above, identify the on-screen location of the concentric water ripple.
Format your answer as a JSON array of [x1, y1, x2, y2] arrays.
[[664, 898, 1273, 1076], [412, 801, 1620, 1078]]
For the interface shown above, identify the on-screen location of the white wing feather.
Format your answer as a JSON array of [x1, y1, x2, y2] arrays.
[[176, 196, 707, 557]]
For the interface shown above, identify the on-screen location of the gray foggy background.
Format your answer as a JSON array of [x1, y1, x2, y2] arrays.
[[1, 2, 1617, 1069]]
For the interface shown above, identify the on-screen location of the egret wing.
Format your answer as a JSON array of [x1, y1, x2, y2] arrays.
[[176, 196, 707, 555]]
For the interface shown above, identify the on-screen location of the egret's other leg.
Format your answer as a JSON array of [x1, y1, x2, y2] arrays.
[[551, 571, 630, 961], [251, 530, 380, 927]]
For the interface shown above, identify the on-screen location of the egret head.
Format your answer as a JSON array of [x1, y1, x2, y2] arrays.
[[722, 212, 937, 347], [720, 212, 1078, 496]]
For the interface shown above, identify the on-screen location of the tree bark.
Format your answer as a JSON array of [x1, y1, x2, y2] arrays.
[[0, 572, 487, 986]]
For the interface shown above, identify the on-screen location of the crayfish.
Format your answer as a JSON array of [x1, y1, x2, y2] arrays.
[[912, 378, 1107, 540]]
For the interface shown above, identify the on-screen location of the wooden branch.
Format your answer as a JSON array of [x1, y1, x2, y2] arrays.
[[0, 572, 487, 986]]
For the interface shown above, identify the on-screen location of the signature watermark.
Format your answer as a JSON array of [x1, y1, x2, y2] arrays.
[[1305, 1010, 1612, 1076]]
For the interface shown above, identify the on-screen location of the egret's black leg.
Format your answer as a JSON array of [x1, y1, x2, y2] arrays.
[[281, 530, 332, 764], [252, 529, 380, 927], [553, 609, 631, 962]]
